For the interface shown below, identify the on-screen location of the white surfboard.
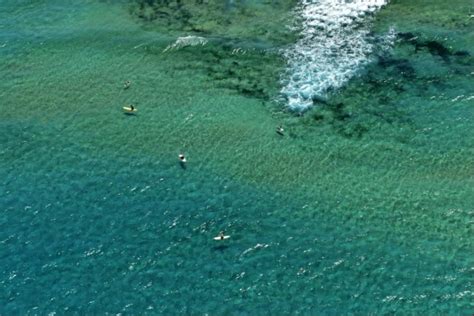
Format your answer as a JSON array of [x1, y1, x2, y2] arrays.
[[123, 106, 137, 112], [213, 235, 230, 241]]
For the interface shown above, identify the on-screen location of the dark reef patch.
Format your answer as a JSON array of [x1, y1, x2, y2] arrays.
[[129, 0, 298, 45], [302, 54, 418, 139], [152, 40, 285, 101], [397, 32, 472, 64], [377, 57, 416, 79], [129, 0, 299, 102], [301, 30, 473, 139]]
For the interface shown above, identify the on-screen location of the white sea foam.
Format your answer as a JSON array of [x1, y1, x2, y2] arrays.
[[163, 35, 208, 52], [281, 0, 391, 110]]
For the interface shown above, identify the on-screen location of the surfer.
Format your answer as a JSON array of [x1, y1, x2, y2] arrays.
[[123, 104, 137, 113], [276, 125, 284, 135], [215, 231, 228, 240], [178, 153, 187, 169], [213, 230, 231, 241]]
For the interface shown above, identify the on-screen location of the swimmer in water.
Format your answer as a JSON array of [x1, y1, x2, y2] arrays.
[[123, 80, 131, 89]]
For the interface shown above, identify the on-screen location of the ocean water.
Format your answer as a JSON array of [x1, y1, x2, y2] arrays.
[[1, 0, 473, 314]]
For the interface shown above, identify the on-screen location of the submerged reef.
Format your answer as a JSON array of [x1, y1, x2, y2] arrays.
[[396, 32, 473, 65], [304, 31, 472, 139], [129, 0, 298, 102], [130, 0, 473, 130], [129, 0, 298, 44], [150, 39, 286, 101], [300, 0, 473, 138]]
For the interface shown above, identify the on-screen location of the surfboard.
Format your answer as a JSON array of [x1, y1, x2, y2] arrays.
[[213, 235, 230, 240], [123, 106, 137, 112]]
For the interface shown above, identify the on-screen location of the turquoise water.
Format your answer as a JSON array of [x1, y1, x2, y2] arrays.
[[1, 0, 473, 314]]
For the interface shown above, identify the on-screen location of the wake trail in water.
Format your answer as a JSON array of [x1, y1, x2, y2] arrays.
[[281, 0, 391, 111]]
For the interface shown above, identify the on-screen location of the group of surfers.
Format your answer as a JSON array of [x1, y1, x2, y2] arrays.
[[121, 80, 288, 241]]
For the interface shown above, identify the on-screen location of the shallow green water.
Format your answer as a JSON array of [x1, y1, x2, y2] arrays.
[[1, 0, 473, 314]]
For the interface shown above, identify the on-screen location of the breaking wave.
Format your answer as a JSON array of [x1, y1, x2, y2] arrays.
[[281, 0, 391, 110], [163, 35, 208, 52]]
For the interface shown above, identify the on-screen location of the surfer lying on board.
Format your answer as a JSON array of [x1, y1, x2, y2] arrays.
[[123, 105, 137, 113], [214, 231, 230, 240]]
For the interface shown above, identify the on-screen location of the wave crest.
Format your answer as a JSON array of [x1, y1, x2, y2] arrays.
[[163, 35, 208, 52]]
